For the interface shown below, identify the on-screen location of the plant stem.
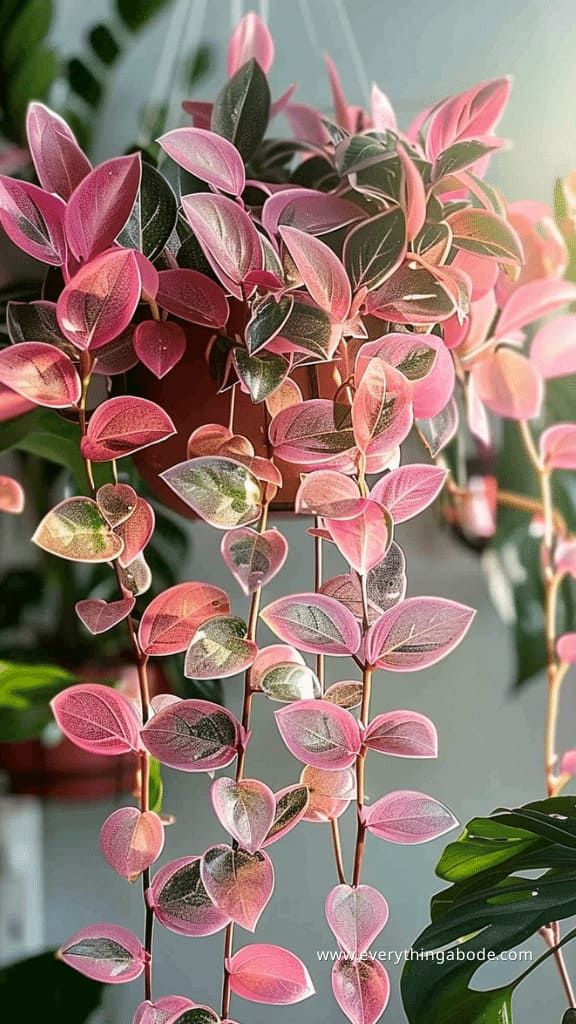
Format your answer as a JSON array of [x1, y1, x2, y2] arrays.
[[330, 818, 347, 885], [352, 663, 372, 888], [314, 519, 325, 690]]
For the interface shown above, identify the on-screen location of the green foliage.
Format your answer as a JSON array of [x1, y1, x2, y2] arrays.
[[0, 660, 76, 741], [0, 950, 103, 1023], [212, 58, 271, 162], [402, 797, 576, 1023]]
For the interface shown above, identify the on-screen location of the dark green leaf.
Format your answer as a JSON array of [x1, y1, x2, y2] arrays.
[[233, 349, 289, 403], [67, 59, 102, 108], [3, 0, 53, 70], [119, 163, 177, 260], [291, 156, 339, 191], [0, 950, 103, 1023], [177, 232, 217, 279], [7, 300, 70, 348], [434, 139, 501, 181], [88, 24, 120, 65], [280, 301, 337, 359], [246, 295, 293, 355], [343, 206, 406, 291], [211, 58, 270, 161], [185, 43, 212, 87], [116, 0, 171, 31], [6, 44, 56, 129], [335, 132, 396, 176], [207, 335, 236, 391], [351, 155, 403, 203]]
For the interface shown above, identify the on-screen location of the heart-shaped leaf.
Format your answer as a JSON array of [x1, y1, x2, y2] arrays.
[[182, 193, 262, 298], [540, 424, 576, 469], [149, 856, 230, 936], [343, 207, 406, 292], [114, 498, 155, 568], [51, 683, 140, 755], [141, 699, 240, 771], [364, 542, 407, 613], [352, 359, 413, 457], [161, 457, 262, 529], [211, 778, 276, 853], [133, 995, 196, 1024], [58, 924, 146, 983], [76, 597, 135, 634], [471, 348, 543, 420], [139, 582, 230, 656], [156, 269, 229, 328], [295, 471, 361, 517], [57, 249, 142, 350], [370, 465, 447, 524], [0, 176, 66, 264], [33, 497, 124, 563], [227, 944, 314, 1004], [258, 662, 321, 703], [26, 101, 92, 200], [364, 711, 438, 758], [261, 593, 361, 656], [279, 226, 351, 320], [326, 884, 389, 956], [100, 807, 164, 881], [301, 764, 355, 821], [65, 154, 142, 260], [134, 320, 187, 379], [366, 596, 475, 671], [332, 958, 390, 1024], [275, 699, 362, 769], [365, 789, 458, 844], [325, 500, 391, 575], [0, 342, 80, 408], [201, 844, 274, 931], [159, 127, 245, 195], [324, 681, 363, 710], [96, 483, 138, 527], [221, 527, 288, 595], [211, 58, 270, 161], [263, 785, 310, 847], [81, 396, 175, 462], [184, 615, 257, 679], [233, 348, 289, 402]]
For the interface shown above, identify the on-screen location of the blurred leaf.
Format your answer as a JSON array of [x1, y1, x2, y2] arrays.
[[0, 660, 76, 741], [0, 568, 45, 629], [67, 58, 102, 108], [148, 756, 163, 813], [116, 0, 171, 31], [3, 0, 53, 70], [0, 950, 103, 1022], [6, 44, 57, 131], [88, 24, 120, 66], [185, 43, 212, 87]]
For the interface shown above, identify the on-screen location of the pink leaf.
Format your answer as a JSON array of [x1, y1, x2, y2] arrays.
[[332, 958, 390, 1024], [364, 710, 438, 758], [133, 996, 196, 1024], [250, 644, 305, 688], [355, 334, 438, 385], [426, 78, 511, 160], [263, 785, 310, 846], [398, 147, 426, 241], [370, 465, 447, 523], [295, 471, 361, 517], [184, 615, 257, 680], [96, 482, 138, 527], [496, 279, 576, 337], [51, 683, 140, 755], [221, 527, 287, 595], [285, 103, 331, 147], [76, 597, 135, 634], [227, 12, 275, 75], [0, 342, 80, 408], [262, 188, 364, 238], [558, 634, 576, 665], [64, 154, 142, 260], [411, 339, 455, 419], [555, 540, 576, 579], [325, 500, 391, 575], [182, 100, 213, 129], [26, 102, 92, 200], [279, 226, 351, 321], [156, 269, 229, 328], [140, 699, 239, 772], [211, 777, 276, 853], [561, 749, 576, 775], [0, 175, 66, 264], [57, 249, 142, 350], [114, 497, 155, 568], [149, 857, 230, 936], [325, 55, 357, 131], [57, 923, 146, 983], [365, 789, 458, 844], [366, 596, 475, 671], [81, 396, 175, 462], [352, 359, 413, 456], [0, 475, 24, 514], [471, 348, 543, 420], [100, 807, 164, 881], [530, 315, 576, 379], [181, 193, 262, 298], [201, 844, 274, 931], [325, 884, 389, 956], [139, 582, 230, 656], [261, 593, 361, 656], [269, 399, 355, 467], [301, 764, 355, 822], [227, 944, 315, 1004], [540, 424, 576, 469], [134, 320, 187, 379], [158, 128, 245, 195], [275, 699, 361, 769], [370, 84, 397, 132]]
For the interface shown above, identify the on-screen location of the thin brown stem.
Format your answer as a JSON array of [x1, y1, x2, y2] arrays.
[[330, 818, 347, 885], [352, 664, 373, 888], [314, 519, 325, 690]]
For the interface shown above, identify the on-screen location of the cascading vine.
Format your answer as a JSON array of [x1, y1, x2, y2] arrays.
[[2, 10, 576, 1024]]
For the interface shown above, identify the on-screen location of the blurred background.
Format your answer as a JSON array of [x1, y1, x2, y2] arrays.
[[1, 1, 576, 1021]]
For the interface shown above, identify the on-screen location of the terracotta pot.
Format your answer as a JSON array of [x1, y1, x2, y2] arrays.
[[0, 662, 168, 801], [131, 323, 344, 517]]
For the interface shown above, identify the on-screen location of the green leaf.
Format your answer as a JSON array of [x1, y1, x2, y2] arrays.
[[343, 206, 406, 291], [0, 408, 88, 490], [3, 0, 53, 70], [148, 756, 163, 814], [0, 660, 75, 741], [245, 295, 293, 355], [434, 139, 501, 181], [88, 24, 120, 66], [563, 1011, 576, 1024], [0, 950, 103, 1023], [351, 154, 403, 203], [234, 349, 289, 403], [67, 58, 102, 108], [335, 132, 396, 177], [116, 0, 171, 31], [161, 457, 262, 529], [6, 44, 56, 129], [211, 58, 270, 161], [280, 301, 337, 360], [118, 163, 178, 260], [448, 209, 523, 265], [7, 301, 69, 347]]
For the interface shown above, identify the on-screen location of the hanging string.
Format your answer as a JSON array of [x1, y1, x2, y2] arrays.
[[163, 0, 209, 134], [332, 0, 371, 105], [231, 0, 244, 29], [147, 0, 192, 119], [258, 0, 269, 23], [298, 0, 323, 58]]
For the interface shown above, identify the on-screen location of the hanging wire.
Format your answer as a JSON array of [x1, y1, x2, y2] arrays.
[[163, 0, 209, 133], [231, 0, 244, 29], [147, 0, 192, 116], [298, 0, 322, 57], [332, 0, 371, 105], [258, 0, 270, 23]]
